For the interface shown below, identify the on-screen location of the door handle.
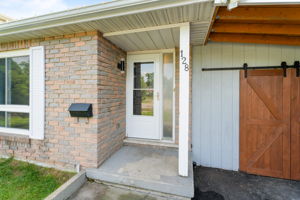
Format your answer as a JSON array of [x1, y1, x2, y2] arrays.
[[156, 92, 160, 101]]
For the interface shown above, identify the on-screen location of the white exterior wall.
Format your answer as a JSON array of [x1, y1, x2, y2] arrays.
[[192, 42, 300, 171]]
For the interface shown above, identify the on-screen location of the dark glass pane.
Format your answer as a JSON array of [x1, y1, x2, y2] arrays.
[[0, 58, 5, 104], [0, 112, 5, 127], [7, 56, 29, 105], [134, 62, 154, 89], [7, 112, 29, 130], [133, 90, 153, 116]]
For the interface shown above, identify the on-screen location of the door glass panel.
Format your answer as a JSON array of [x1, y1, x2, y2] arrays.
[[134, 62, 154, 89], [133, 61, 154, 116], [7, 112, 29, 130], [0, 112, 5, 127], [133, 90, 153, 116], [162, 53, 174, 139], [0, 59, 5, 105], [7, 56, 30, 105]]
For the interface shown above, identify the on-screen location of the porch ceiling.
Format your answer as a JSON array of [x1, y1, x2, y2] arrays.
[[0, 0, 214, 51], [206, 6, 300, 46]]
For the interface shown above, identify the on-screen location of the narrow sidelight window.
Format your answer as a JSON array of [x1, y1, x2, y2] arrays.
[[162, 53, 174, 139]]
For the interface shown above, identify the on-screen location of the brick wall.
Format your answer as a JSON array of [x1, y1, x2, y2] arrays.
[[0, 31, 126, 170], [96, 33, 126, 166]]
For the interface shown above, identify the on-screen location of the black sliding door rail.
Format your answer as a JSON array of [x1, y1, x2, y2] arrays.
[[201, 61, 300, 77]]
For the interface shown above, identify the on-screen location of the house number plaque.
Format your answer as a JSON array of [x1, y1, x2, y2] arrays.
[[181, 50, 189, 71]]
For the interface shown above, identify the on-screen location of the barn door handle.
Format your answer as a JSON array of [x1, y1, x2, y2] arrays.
[[243, 63, 248, 78], [294, 61, 300, 77], [281, 62, 287, 77]]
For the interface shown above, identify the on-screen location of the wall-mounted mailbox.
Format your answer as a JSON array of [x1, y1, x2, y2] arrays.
[[68, 103, 93, 117]]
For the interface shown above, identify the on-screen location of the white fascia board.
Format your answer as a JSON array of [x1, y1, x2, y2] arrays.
[[215, 0, 300, 5], [104, 22, 199, 37], [0, 0, 212, 37]]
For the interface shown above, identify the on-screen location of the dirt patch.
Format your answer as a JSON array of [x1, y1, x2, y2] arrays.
[[193, 166, 300, 200], [193, 188, 224, 200]]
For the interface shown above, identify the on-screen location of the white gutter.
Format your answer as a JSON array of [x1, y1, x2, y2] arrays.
[[0, 0, 212, 37], [215, 0, 300, 5]]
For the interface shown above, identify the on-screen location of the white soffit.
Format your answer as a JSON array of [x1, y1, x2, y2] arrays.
[[0, 1, 214, 49], [103, 2, 213, 51], [107, 27, 180, 52]]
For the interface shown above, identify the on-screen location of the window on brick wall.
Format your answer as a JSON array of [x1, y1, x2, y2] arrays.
[[0, 50, 30, 135]]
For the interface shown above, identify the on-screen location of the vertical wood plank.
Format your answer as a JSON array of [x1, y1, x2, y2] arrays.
[[210, 43, 222, 168], [199, 44, 211, 166], [221, 43, 233, 170], [232, 43, 243, 171], [192, 46, 201, 163]]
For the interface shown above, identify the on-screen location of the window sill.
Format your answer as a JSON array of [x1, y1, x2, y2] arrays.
[[0, 128, 29, 138]]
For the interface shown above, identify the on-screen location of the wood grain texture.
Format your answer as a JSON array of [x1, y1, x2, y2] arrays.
[[291, 69, 300, 181], [210, 33, 300, 46], [217, 6, 300, 24], [240, 69, 291, 179], [213, 22, 300, 36], [207, 6, 300, 46]]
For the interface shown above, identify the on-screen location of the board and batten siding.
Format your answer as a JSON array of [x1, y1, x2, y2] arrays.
[[192, 42, 300, 171]]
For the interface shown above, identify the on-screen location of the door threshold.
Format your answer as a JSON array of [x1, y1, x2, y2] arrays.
[[124, 138, 178, 149]]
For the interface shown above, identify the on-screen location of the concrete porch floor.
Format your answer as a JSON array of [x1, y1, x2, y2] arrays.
[[86, 145, 194, 199]]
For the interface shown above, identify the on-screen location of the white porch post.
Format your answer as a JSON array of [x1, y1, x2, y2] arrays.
[[179, 23, 190, 177]]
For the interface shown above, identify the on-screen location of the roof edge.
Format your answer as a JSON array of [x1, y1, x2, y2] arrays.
[[0, 0, 212, 37]]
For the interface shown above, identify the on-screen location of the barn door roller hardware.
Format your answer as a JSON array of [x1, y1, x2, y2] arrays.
[[202, 61, 300, 78]]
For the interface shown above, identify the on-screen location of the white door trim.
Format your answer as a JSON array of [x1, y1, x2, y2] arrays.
[[126, 50, 176, 142]]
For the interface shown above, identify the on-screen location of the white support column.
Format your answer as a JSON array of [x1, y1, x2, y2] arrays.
[[179, 23, 190, 177]]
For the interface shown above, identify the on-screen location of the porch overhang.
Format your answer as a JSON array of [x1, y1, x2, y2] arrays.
[[0, 0, 215, 51], [206, 4, 300, 46]]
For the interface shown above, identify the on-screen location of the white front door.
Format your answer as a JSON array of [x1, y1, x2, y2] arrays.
[[126, 54, 160, 139]]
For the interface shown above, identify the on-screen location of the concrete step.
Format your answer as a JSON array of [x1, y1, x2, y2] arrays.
[[123, 138, 179, 149], [86, 146, 194, 199]]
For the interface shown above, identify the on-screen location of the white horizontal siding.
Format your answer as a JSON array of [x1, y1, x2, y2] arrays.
[[192, 42, 300, 171]]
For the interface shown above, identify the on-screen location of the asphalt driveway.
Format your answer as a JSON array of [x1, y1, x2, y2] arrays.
[[193, 166, 300, 200]]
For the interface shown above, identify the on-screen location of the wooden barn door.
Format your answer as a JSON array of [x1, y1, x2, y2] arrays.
[[240, 69, 291, 179], [291, 69, 300, 180]]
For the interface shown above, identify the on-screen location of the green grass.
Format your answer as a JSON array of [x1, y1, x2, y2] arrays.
[[0, 158, 75, 200]]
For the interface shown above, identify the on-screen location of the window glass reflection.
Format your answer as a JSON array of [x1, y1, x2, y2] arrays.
[[7, 56, 30, 105], [134, 62, 154, 89]]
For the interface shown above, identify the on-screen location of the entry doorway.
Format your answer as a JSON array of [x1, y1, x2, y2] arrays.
[[126, 51, 175, 142]]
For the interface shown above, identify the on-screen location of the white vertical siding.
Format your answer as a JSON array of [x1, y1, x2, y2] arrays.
[[192, 42, 300, 171]]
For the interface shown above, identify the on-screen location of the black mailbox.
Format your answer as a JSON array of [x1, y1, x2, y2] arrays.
[[68, 103, 93, 117]]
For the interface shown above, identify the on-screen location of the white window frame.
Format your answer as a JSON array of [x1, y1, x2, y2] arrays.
[[0, 49, 30, 136]]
